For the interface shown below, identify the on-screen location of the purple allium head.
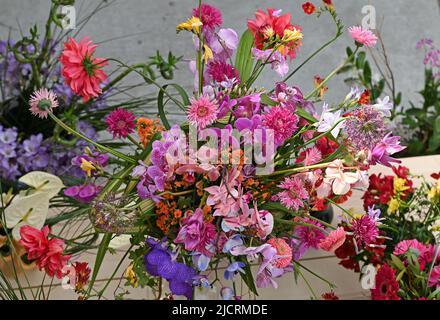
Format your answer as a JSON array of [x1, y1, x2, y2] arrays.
[[343, 105, 387, 153]]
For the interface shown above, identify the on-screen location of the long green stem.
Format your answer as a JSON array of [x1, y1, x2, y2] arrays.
[[48, 112, 136, 164], [305, 46, 360, 100]]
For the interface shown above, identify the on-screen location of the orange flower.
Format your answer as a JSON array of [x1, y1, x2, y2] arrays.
[[302, 2, 316, 15], [358, 90, 371, 105], [137, 117, 163, 147]]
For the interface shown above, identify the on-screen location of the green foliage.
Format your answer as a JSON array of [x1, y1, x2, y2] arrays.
[[235, 30, 255, 84]]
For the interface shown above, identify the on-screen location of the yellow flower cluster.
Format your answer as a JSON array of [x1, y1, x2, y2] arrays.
[[428, 179, 440, 203]]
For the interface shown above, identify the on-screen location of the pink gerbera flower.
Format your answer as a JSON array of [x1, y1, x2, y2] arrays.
[[262, 106, 298, 145], [29, 89, 59, 118], [348, 26, 378, 48], [278, 176, 309, 210], [187, 95, 219, 129], [60, 37, 108, 102], [105, 108, 136, 139], [192, 3, 223, 30], [319, 227, 346, 252]]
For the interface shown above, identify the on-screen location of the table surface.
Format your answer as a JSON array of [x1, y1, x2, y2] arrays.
[[8, 155, 440, 300]]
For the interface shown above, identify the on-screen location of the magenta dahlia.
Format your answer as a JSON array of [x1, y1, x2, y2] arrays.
[[263, 106, 299, 145], [192, 4, 223, 30], [105, 108, 136, 139]]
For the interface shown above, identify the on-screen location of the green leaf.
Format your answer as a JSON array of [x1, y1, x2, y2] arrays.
[[235, 30, 255, 83], [239, 259, 259, 296], [297, 107, 318, 123], [390, 254, 405, 270], [395, 92, 402, 106], [157, 84, 190, 130], [356, 51, 366, 69], [260, 94, 278, 106], [363, 61, 372, 85]]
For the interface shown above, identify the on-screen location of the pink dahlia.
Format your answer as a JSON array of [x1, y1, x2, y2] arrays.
[[60, 37, 108, 102], [351, 215, 379, 246], [187, 95, 219, 129], [29, 88, 59, 118], [319, 227, 346, 252], [267, 238, 292, 268], [38, 237, 71, 279], [208, 61, 239, 83], [20, 225, 71, 279], [263, 106, 298, 145], [348, 26, 378, 48], [105, 108, 136, 139], [278, 176, 309, 210], [294, 217, 325, 249], [192, 3, 223, 30]]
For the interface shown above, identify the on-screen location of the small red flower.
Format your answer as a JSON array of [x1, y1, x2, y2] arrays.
[[322, 0, 333, 7], [302, 2, 316, 15], [322, 291, 339, 300], [431, 172, 440, 180], [73, 262, 91, 292], [358, 89, 371, 105]]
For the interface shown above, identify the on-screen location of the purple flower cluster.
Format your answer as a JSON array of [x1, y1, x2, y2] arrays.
[[133, 125, 184, 201], [417, 38, 440, 78], [0, 121, 99, 182], [144, 238, 197, 300], [0, 40, 32, 101]]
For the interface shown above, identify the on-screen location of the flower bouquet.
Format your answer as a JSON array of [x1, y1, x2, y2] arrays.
[[334, 166, 440, 300], [1, 1, 405, 300]]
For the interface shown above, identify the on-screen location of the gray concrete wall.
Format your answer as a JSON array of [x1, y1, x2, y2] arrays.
[[1, 0, 440, 122]]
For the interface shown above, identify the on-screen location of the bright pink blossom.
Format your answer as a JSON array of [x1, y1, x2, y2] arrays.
[[105, 108, 136, 139], [277, 176, 308, 210], [348, 26, 378, 48], [187, 95, 219, 129], [262, 106, 298, 145], [175, 209, 217, 257]]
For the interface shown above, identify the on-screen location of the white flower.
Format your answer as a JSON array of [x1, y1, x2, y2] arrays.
[[325, 160, 359, 195], [5, 192, 51, 240], [4, 171, 64, 240], [19, 171, 64, 198], [373, 96, 393, 117], [316, 103, 344, 138]]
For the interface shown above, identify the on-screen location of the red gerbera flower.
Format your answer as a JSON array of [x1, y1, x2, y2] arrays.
[[60, 37, 108, 102], [302, 2, 316, 15], [371, 264, 401, 300]]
